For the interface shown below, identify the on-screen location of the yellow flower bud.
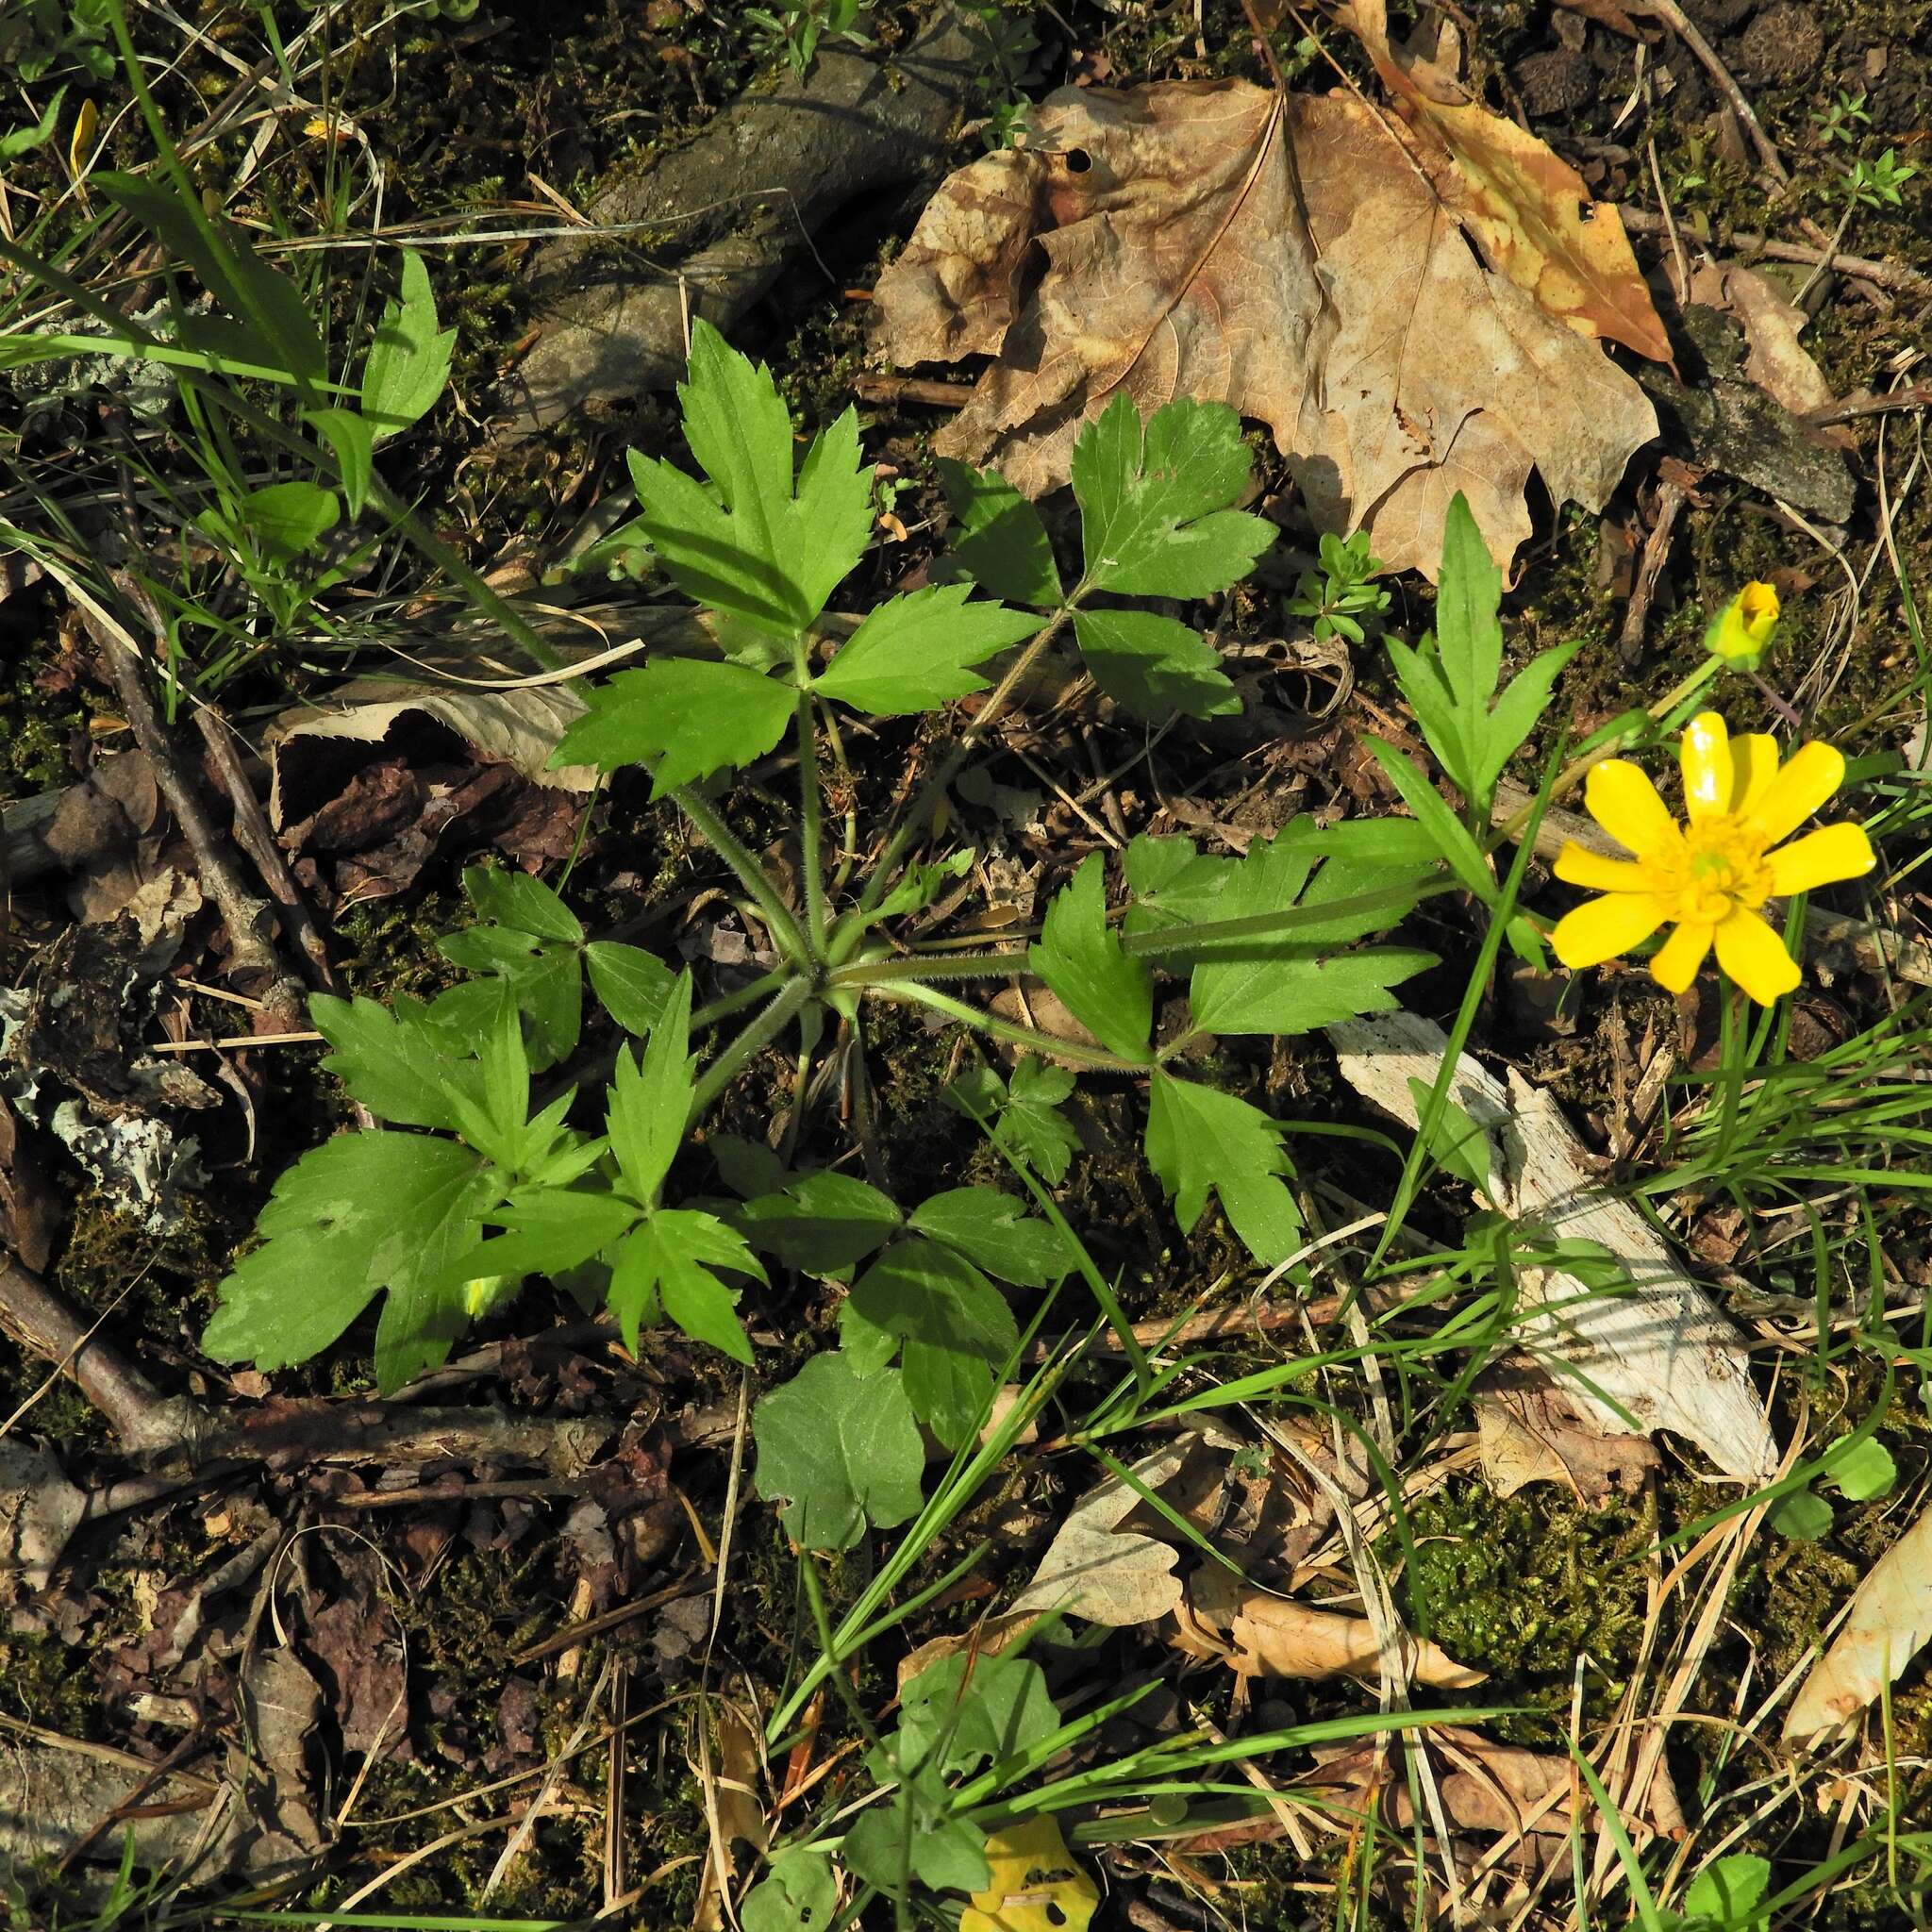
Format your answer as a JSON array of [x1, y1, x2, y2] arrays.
[[1704, 580, 1780, 670]]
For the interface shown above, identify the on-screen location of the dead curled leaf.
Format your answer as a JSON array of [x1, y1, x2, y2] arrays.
[[1785, 1493, 1932, 1745], [1182, 1566, 1486, 1690], [1005, 1438, 1199, 1628], [1301, 1725, 1575, 1836], [1474, 1366, 1661, 1504], [1685, 258, 1848, 438], [873, 53, 1663, 576]]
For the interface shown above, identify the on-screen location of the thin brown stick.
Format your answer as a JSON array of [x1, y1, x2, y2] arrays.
[[76, 588, 305, 1023], [850, 374, 976, 409], [1618, 461, 1694, 666], [0, 1255, 205, 1459], [1624, 0, 1786, 184], [193, 706, 337, 992], [1615, 208, 1932, 300], [1803, 385, 1932, 428]]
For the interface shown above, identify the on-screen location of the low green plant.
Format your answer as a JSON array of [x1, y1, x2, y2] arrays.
[[1840, 147, 1919, 209], [743, 0, 872, 81], [1286, 527, 1391, 645], [1811, 89, 1871, 144], [195, 320, 1467, 1418], [0, 1, 487, 711], [962, 2, 1044, 149], [0, 0, 114, 85]]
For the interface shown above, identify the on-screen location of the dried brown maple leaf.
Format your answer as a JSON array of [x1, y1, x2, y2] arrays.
[[872, 75, 1663, 578], [1349, 0, 1672, 364]]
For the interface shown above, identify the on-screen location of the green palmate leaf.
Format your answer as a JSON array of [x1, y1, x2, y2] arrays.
[[203, 1132, 492, 1382], [735, 1172, 903, 1275], [934, 458, 1062, 608], [1191, 943, 1434, 1036], [943, 1059, 1082, 1185], [1824, 1435, 1895, 1502], [1071, 394, 1274, 597], [304, 408, 375, 520], [1183, 830, 1433, 1035], [753, 1349, 926, 1549], [632, 319, 873, 636], [584, 941, 675, 1035], [1385, 493, 1579, 812], [1145, 1072, 1300, 1264], [1364, 736, 1496, 903], [897, 1646, 1059, 1778], [552, 658, 792, 794], [1072, 608, 1239, 723], [1770, 1488, 1832, 1541], [1029, 854, 1152, 1062], [463, 865, 584, 943], [95, 169, 325, 381], [311, 994, 480, 1131], [742, 1850, 839, 1932], [1122, 834, 1236, 939], [608, 1208, 761, 1359], [437, 924, 581, 1071], [441, 1184, 640, 1288], [1683, 1855, 1771, 1929], [814, 584, 1040, 715], [908, 1188, 1070, 1287], [608, 972, 695, 1206], [361, 248, 455, 441], [841, 1238, 1019, 1449]]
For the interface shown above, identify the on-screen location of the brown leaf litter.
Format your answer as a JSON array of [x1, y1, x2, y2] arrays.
[[872, 3, 1669, 577]]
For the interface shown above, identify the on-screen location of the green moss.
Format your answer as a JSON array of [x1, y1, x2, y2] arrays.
[[1396, 1480, 1653, 1740]]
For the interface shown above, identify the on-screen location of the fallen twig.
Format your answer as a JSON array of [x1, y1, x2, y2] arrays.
[[1617, 209, 1932, 301], [1803, 386, 1932, 428], [1617, 458, 1698, 666], [192, 706, 337, 993], [74, 583, 305, 1024]]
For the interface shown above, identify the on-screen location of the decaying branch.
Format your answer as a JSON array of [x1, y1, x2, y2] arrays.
[[75, 589, 305, 1023]]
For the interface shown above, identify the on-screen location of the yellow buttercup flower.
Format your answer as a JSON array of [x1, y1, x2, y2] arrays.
[[1551, 711, 1874, 1005], [1705, 580, 1780, 670]]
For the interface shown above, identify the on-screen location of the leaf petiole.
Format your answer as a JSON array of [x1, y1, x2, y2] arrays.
[[868, 980, 1152, 1074]]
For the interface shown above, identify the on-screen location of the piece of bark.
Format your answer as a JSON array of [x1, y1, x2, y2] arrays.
[[1325, 1010, 1777, 1479], [501, 7, 982, 434]]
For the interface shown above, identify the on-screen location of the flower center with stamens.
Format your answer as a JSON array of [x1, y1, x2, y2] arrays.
[[1659, 816, 1772, 925]]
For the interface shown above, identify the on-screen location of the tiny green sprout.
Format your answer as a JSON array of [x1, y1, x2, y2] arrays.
[[1287, 529, 1392, 645], [1840, 148, 1919, 210], [1810, 90, 1871, 145]]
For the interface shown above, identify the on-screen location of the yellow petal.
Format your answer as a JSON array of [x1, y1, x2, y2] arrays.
[[1766, 821, 1875, 895], [1679, 712, 1733, 824], [1714, 908, 1801, 1005], [1583, 759, 1679, 861], [1552, 891, 1669, 970], [1740, 581, 1780, 642], [1650, 920, 1712, 994], [1743, 741, 1845, 845], [960, 1819, 1098, 1932], [1727, 734, 1780, 818], [1553, 841, 1660, 893]]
